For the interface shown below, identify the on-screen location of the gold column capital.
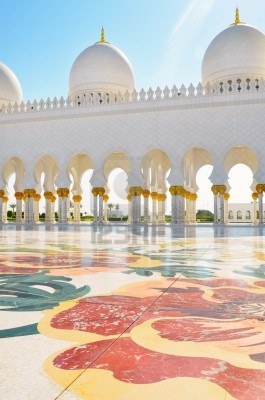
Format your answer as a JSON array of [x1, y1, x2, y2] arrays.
[[218, 185, 226, 195], [103, 194, 109, 202], [157, 194, 167, 201], [51, 195, 56, 203], [151, 191, 158, 200], [2, 196, 8, 203], [34, 194, 41, 201], [44, 191, 53, 200], [98, 187, 105, 196], [169, 186, 183, 196], [169, 186, 176, 195], [73, 195, 82, 203], [252, 192, 258, 201], [129, 186, 142, 196], [211, 185, 219, 195], [184, 190, 190, 199], [127, 194, 132, 202], [142, 189, 150, 198], [192, 193, 198, 201], [92, 188, 99, 196], [256, 184, 265, 194], [15, 192, 24, 200], [57, 188, 69, 198], [224, 193, 230, 201], [0, 190, 5, 198], [24, 189, 36, 198]]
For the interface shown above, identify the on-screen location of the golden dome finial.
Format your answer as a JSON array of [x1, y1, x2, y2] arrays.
[[230, 7, 245, 26], [235, 7, 240, 24], [100, 27, 105, 43]]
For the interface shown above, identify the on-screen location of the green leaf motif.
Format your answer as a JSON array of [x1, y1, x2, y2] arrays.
[[235, 264, 265, 279], [0, 323, 39, 338], [123, 264, 218, 278], [0, 271, 90, 312]]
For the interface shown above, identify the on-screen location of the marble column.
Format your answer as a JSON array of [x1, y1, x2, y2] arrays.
[[252, 192, 258, 224], [57, 188, 69, 223], [151, 191, 158, 224], [73, 195, 82, 223], [15, 192, 24, 223], [157, 194, 166, 223], [142, 189, 150, 224], [103, 195, 109, 222], [98, 188, 105, 223], [92, 188, 99, 223], [170, 186, 184, 224], [51, 195, 56, 223], [224, 193, 230, 224], [34, 194, 41, 223], [2, 196, 8, 223], [129, 187, 142, 223], [218, 185, 226, 224], [211, 185, 219, 224], [127, 194, 132, 223], [0, 190, 5, 223], [161, 194, 167, 223], [180, 188, 186, 224], [44, 191, 53, 223], [185, 191, 191, 223], [191, 193, 197, 223], [24, 189, 36, 223], [170, 187, 177, 224], [256, 184, 264, 225]]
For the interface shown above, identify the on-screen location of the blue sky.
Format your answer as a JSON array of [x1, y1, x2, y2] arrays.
[[1, 0, 265, 101]]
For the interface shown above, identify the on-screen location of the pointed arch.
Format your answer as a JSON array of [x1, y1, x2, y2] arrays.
[[34, 155, 59, 193], [2, 157, 25, 192], [68, 153, 93, 195], [103, 151, 131, 181], [141, 149, 171, 192], [181, 147, 213, 192]]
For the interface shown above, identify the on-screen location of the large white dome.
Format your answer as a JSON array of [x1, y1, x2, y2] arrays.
[[202, 12, 265, 86], [69, 31, 135, 99], [0, 61, 23, 104]]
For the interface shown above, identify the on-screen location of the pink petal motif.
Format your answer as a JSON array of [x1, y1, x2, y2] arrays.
[[51, 295, 154, 335], [53, 337, 265, 400]]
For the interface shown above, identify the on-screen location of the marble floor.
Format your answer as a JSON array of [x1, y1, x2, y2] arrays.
[[0, 224, 264, 400]]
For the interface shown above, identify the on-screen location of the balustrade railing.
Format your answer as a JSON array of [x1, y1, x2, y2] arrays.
[[1, 77, 264, 116]]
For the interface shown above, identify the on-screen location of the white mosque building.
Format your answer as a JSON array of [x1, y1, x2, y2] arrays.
[[0, 9, 265, 225]]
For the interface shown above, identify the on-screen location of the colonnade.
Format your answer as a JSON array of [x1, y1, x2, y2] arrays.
[[0, 183, 264, 225], [211, 184, 263, 224], [91, 185, 196, 224]]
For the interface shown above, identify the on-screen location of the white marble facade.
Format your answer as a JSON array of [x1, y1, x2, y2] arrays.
[[1, 11, 265, 225]]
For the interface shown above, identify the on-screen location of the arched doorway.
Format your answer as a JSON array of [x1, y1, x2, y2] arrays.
[[68, 154, 93, 222], [103, 152, 130, 222], [3, 157, 25, 222], [182, 148, 213, 223], [224, 146, 258, 224], [35, 155, 58, 222]]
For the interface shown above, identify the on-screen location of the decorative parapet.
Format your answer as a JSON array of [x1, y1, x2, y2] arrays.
[[1, 77, 265, 116]]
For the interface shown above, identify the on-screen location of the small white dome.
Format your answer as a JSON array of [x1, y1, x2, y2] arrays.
[[69, 33, 135, 99], [0, 61, 23, 103], [202, 17, 265, 86]]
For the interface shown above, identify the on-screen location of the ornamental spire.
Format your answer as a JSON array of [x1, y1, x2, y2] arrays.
[[235, 7, 240, 24], [230, 7, 245, 26], [100, 27, 105, 43]]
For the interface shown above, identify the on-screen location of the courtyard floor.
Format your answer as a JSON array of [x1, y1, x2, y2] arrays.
[[0, 224, 264, 400]]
